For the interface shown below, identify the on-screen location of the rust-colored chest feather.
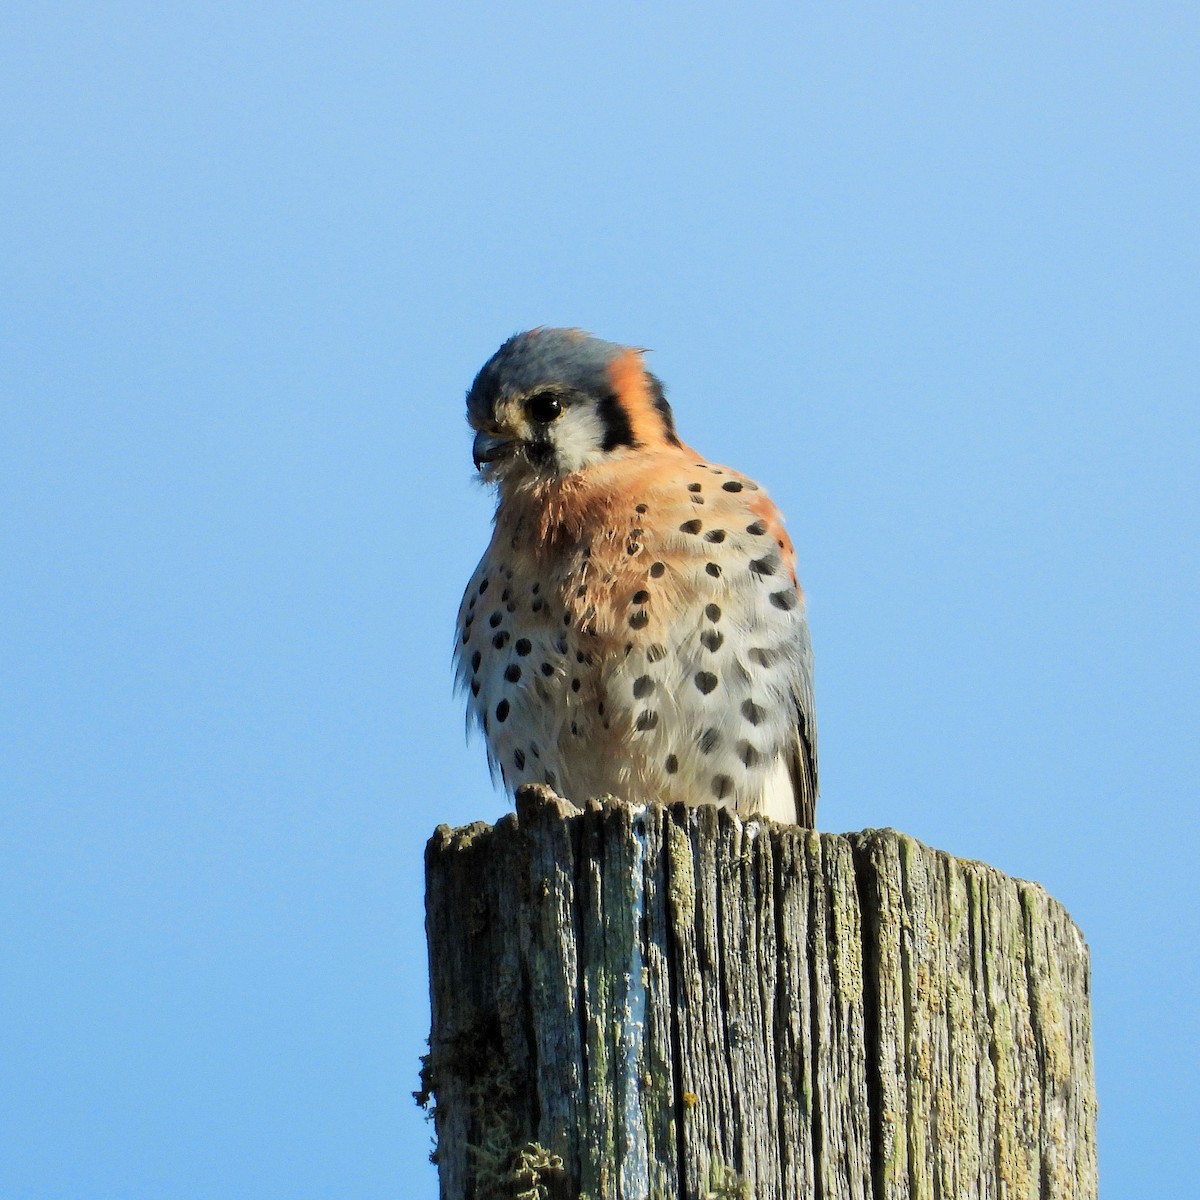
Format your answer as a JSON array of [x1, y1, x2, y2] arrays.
[[455, 448, 817, 823]]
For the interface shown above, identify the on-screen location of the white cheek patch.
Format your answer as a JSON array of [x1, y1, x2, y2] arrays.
[[549, 406, 609, 474]]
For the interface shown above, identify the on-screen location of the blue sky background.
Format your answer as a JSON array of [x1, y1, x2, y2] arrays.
[[3, 4, 1197, 1196]]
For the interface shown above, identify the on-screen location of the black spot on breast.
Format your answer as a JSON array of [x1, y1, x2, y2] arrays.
[[470, 680, 480, 697], [701, 630, 724, 653], [704, 529, 726, 544], [471, 650, 482, 672], [531, 598, 545, 613], [705, 604, 722, 622], [665, 753, 679, 774], [742, 700, 765, 726], [694, 671, 718, 694], [492, 631, 510, 649], [650, 562, 666, 578], [461, 628, 471, 645], [722, 480, 744, 492], [746, 521, 767, 536], [540, 662, 554, 676], [770, 589, 798, 611], [571, 677, 581, 692], [629, 611, 649, 630], [706, 562, 722, 577], [515, 638, 532, 656], [750, 556, 778, 578], [647, 644, 667, 663], [478, 579, 489, 595], [495, 699, 510, 722], [636, 710, 659, 731], [513, 748, 525, 770], [504, 664, 521, 683], [633, 675, 655, 698], [698, 728, 721, 755], [632, 590, 650, 605], [711, 774, 733, 800], [489, 611, 504, 628], [738, 741, 758, 768], [680, 519, 702, 535], [688, 482, 702, 493], [635, 503, 648, 514], [501, 588, 510, 602]]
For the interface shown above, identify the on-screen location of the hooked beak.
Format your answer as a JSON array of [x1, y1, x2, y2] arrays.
[[473, 429, 515, 470]]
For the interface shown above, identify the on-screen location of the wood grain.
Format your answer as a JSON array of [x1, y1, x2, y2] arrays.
[[422, 787, 1096, 1200]]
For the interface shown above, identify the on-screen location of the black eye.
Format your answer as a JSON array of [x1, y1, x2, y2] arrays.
[[526, 392, 563, 423]]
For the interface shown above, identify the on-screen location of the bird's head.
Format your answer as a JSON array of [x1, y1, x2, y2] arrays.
[[465, 328, 681, 487]]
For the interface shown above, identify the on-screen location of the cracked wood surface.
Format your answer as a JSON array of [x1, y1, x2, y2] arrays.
[[423, 787, 1096, 1200]]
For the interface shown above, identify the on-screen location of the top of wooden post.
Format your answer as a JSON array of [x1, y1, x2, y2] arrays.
[[424, 788, 1096, 1200]]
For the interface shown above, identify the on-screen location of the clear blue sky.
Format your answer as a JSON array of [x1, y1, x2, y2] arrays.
[[3, 4, 1196, 1196]]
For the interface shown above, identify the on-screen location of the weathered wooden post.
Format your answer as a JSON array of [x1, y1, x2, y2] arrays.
[[421, 786, 1096, 1199]]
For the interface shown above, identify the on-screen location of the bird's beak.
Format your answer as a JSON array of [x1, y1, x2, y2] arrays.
[[473, 430, 515, 470]]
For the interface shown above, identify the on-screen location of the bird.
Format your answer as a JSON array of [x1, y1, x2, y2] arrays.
[[454, 328, 817, 826]]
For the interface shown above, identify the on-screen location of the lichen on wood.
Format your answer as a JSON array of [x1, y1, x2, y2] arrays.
[[422, 786, 1096, 1199]]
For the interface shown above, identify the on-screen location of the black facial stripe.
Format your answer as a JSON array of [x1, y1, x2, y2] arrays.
[[646, 372, 682, 447], [596, 390, 637, 452]]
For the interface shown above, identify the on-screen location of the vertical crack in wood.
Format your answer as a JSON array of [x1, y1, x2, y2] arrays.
[[712, 814, 737, 1178], [618, 808, 650, 1197], [1017, 884, 1049, 1200], [517, 828, 542, 1153], [805, 836, 826, 1200], [770, 833, 792, 1198], [895, 838, 922, 1200], [963, 866, 986, 1199], [976, 876, 1007, 1197], [851, 837, 885, 1200], [663, 811, 693, 1200], [565, 808, 589, 1186]]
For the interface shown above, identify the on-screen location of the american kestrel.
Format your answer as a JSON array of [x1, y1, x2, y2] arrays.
[[455, 328, 817, 826]]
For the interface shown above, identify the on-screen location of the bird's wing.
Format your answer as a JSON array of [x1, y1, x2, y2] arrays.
[[785, 607, 819, 828]]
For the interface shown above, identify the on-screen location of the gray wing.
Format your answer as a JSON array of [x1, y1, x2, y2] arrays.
[[786, 611, 819, 828]]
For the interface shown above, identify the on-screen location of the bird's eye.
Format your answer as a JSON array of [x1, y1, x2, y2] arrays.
[[526, 393, 563, 423]]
